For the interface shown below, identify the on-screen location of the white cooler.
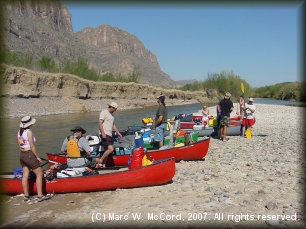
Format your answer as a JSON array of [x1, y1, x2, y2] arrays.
[[193, 124, 204, 130]]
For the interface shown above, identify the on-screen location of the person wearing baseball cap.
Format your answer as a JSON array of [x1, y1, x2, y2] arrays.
[[154, 94, 168, 147], [98, 101, 122, 167], [219, 92, 234, 142], [241, 97, 256, 137]]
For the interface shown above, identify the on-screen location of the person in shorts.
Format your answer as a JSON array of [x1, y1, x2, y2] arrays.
[[219, 92, 234, 142], [98, 102, 122, 168], [18, 116, 50, 202], [241, 97, 256, 137]]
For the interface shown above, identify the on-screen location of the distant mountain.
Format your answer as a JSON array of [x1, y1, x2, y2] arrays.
[[3, 0, 181, 88], [175, 79, 198, 87]]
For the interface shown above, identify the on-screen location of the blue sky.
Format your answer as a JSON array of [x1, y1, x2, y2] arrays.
[[61, 1, 303, 88]]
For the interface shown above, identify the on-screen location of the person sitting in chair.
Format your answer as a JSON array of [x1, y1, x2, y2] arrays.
[[61, 126, 99, 168]]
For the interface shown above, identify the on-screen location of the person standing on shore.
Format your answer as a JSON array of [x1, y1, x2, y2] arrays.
[[241, 97, 256, 137], [219, 92, 234, 142], [153, 95, 168, 147], [98, 102, 122, 168], [239, 95, 245, 120], [17, 116, 50, 202], [216, 98, 223, 138]]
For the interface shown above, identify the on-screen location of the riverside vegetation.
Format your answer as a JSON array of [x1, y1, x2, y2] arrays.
[[179, 71, 305, 102], [2, 50, 305, 102]]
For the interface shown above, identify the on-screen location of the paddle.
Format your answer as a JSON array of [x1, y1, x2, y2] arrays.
[[241, 82, 251, 138], [241, 82, 245, 94], [41, 157, 62, 165], [245, 128, 252, 139], [40, 158, 51, 167]]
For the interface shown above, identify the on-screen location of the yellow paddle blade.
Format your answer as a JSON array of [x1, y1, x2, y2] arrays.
[[246, 128, 251, 139], [241, 83, 245, 93]]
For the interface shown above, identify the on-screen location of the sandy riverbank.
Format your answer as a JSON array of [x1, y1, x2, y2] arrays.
[[0, 103, 305, 228]]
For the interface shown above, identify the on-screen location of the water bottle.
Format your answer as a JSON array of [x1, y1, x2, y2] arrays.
[[134, 132, 144, 148]]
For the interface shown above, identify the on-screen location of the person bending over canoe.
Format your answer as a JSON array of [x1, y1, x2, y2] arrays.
[[98, 102, 122, 168], [61, 126, 99, 168], [153, 95, 168, 147]]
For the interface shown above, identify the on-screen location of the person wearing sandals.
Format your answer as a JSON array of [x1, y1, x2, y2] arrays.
[[219, 92, 234, 142], [61, 126, 99, 168], [98, 102, 122, 168], [17, 116, 50, 202]]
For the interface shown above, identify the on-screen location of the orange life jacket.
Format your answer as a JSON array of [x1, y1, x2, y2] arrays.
[[66, 136, 81, 158]]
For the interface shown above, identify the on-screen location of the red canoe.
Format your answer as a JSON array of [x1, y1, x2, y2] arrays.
[[46, 138, 210, 167], [192, 115, 241, 122], [0, 158, 175, 195]]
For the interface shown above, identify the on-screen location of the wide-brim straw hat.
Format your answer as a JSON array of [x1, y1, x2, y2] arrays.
[[20, 116, 36, 128]]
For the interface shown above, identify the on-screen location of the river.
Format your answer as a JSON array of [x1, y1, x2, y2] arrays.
[[2, 98, 304, 171]]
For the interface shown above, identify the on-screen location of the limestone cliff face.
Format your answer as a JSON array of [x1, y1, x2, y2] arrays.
[[4, 0, 178, 88], [6, 0, 73, 34], [1, 65, 213, 104], [76, 25, 159, 68], [4, 0, 87, 63]]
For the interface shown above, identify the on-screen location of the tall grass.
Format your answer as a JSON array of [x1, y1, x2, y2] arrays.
[[179, 70, 250, 99]]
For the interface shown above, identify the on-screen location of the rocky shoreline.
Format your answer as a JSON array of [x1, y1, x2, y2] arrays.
[[0, 96, 301, 119], [0, 103, 305, 228], [0, 97, 201, 118]]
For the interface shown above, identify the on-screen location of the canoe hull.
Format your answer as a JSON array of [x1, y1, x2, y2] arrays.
[[181, 124, 241, 137], [1, 158, 175, 195], [170, 119, 242, 129], [46, 138, 210, 166], [144, 131, 199, 149]]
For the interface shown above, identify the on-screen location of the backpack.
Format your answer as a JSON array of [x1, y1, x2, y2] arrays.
[[13, 167, 36, 179]]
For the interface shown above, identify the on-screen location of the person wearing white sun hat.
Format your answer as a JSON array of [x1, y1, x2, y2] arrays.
[[241, 97, 256, 137], [17, 116, 50, 202], [98, 101, 122, 168]]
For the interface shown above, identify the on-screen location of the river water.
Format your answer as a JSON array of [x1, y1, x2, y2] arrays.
[[2, 99, 304, 171]]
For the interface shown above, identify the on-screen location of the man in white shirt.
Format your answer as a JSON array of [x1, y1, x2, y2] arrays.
[[241, 98, 256, 137], [98, 102, 122, 167]]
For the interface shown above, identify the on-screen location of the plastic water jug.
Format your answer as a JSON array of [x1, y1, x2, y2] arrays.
[[134, 132, 144, 148]]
